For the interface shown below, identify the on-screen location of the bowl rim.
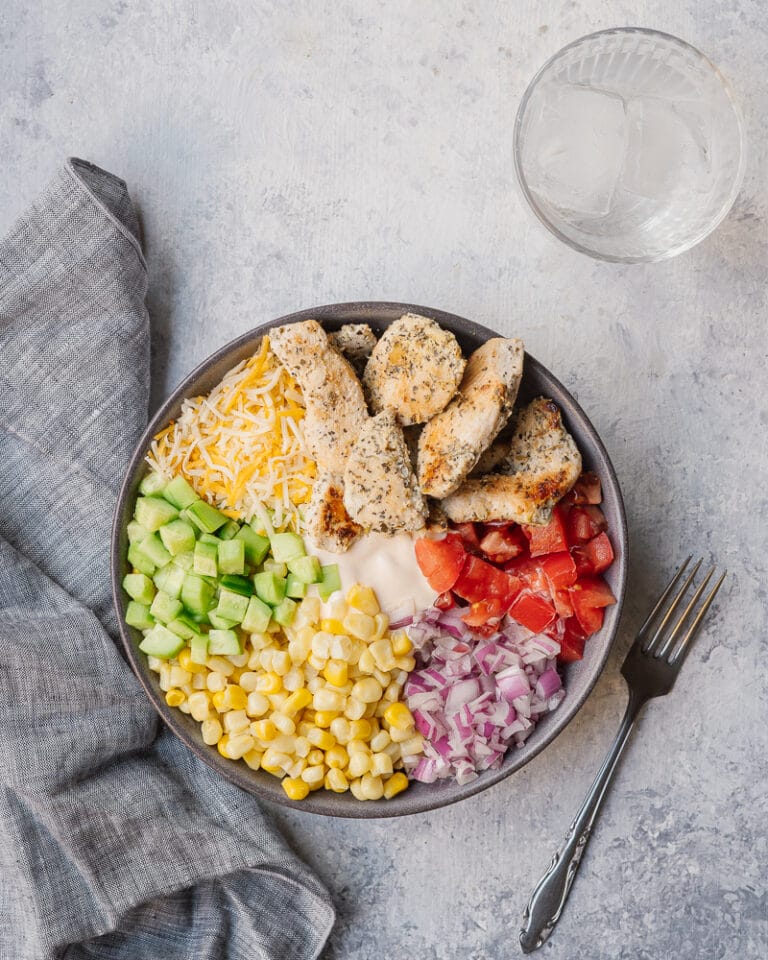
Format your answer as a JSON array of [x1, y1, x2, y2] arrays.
[[111, 300, 628, 818], [512, 26, 747, 264]]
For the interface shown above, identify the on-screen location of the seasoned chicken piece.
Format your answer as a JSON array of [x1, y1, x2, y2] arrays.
[[402, 424, 422, 473], [469, 434, 512, 477], [417, 338, 524, 498], [362, 313, 465, 425], [441, 398, 582, 525], [343, 410, 428, 534], [305, 472, 362, 553], [268, 320, 369, 475], [328, 324, 378, 377]]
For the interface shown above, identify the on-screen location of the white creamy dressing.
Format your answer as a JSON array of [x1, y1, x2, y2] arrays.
[[305, 531, 437, 616]]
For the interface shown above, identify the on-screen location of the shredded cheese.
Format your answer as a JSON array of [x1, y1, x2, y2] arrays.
[[146, 336, 316, 532]]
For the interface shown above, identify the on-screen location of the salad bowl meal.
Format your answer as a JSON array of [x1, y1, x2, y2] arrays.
[[112, 301, 627, 817]]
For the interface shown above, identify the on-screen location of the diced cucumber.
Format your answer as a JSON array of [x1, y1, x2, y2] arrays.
[[262, 558, 288, 577], [186, 499, 228, 533], [134, 496, 179, 532], [139, 624, 185, 659], [150, 590, 183, 624], [127, 541, 157, 577], [125, 601, 154, 630], [162, 475, 200, 509], [318, 564, 342, 601], [219, 574, 253, 597], [253, 571, 287, 606], [134, 533, 172, 571], [190, 632, 209, 664], [215, 588, 250, 623], [167, 614, 202, 640], [242, 595, 272, 633], [269, 532, 306, 563], [218, 539, 245, 575], [285, 573, 307, 599], [139, 471, 167, 496], [159, 519, 197, 556], [153, 562, 186, 600], [207, 629, 243, 656], [218, 519, 241, 541], [181, 574, 215, 616], [193, 540, 218, 578], [122, 573, 156, 605], [198, 532, 220, 546], [272, 597, 297, 627], [127, 520, 151, 543], [172, 550, 195, 571], [287, 554, 322, 584], [208, 610, 238, 629], [234, 526, 270, 566]]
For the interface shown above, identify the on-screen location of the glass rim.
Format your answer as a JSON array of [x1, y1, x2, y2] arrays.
[[512, 26, 747, 264]]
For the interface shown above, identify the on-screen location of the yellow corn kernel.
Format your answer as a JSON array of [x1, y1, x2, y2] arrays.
[[329, 634, 354, 661], [268, 691, 289, 711], [216, 685, 249, 712], [246, 691, 270, 718], [258, 649, 275, 671], [394, 655, 417, 672], [271, 650, 291, 675], [201, 717, 223, 745], [251, 719, 277, 741], [158, 663, 172, 691], [383, 680, 402, 703], [297, 720, 315, 738], [360, 773, 384, 800], [323, 659, 348, 687], [346, 584, 380, 616], [391, 632, 413, 657], [388, 724, 412, 743], [307, 654, 326, 672], [294, 735, 311, 758], [147, 655, 163, 673], [357, 649, 376, 674], [372, 668, 390, 689], [307, 727, 335, 751], [282, 777, 310, 801], [349, 777, 365, 800], [346, 738, 368, 755], [363, 700, 378, 719], [243, 749, 263, 771], [191, 672, 207, 691], [347, 751, 371, 778], [342, 609, 375, 641], [165, 688, 186, 707], [320, 618, 347, 636], [207, 655, 235, 676], [287, 758, 307, 779], [168, 664, 191, 688], [271, 711, 296, 736], [298, 596, 321, 623], [369, 638, 396, 672], [227, 733, 255, 759], [217, 735, 232, 758], [330, 717, 352, 744], [187, 691, 212, 722], [313, 687, 345, 713], [223, 709, 250, 735], [372, 613, 389, 641], [382, 740, 402, 762], [228, 652, 249, 668], [282, 666, 305, 691], [282, 689, 313, 716], [344, 697, 366, 721], [307, 748, 325, 766], [261, 748, 291, 774], [288, 635, 312, 665], [255, 672, 282, 694], [325, 768, 350, 793], [325, 745, 349, 769], [178, 648, 207, 674], [270, 734, 297, 754], [384, 771, 409, 799], [326, 596, 348, 620], [371, 752, 394, 777], [370, 729, 391, 752], [349, 718, 373, 741], [351, 677, 383, 704], [301, 764, 326, 786], [384, 702, 414, 731], [399, 734, 425, 756], [313, 710, 338, 728], [237, 671, 260, 692], [206, 671, 227, 693]]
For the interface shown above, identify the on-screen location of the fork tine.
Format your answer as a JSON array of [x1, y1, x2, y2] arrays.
[[669, 570, 727, 666], [637, 556, 692, 649], [655, 567, 714, 660], [641, 558, 702, 654]]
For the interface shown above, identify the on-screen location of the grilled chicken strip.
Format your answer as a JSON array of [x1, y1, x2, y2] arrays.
[[328, 324, 378, 377], [268, 320, 369, 475], [363, 313, 465, 425], [441, 397, 582, 524], [417, 338, 524, 498], [343, 409, 428, 534], [305, 472, 362, 553]]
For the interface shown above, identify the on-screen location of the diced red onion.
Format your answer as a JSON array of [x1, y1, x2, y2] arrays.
[[535, 667, 563, 700]]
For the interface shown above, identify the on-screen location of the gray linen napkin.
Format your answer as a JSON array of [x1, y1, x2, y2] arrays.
[[0, 159, 335, 960]]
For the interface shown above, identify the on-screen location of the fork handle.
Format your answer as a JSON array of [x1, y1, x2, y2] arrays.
[[519, 691, 646, 953]]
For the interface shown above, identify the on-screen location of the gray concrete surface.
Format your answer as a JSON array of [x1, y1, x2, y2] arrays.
[[2, 2, 766, 957]]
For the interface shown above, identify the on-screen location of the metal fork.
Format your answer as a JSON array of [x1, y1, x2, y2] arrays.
[[519, 557, 726, 953]]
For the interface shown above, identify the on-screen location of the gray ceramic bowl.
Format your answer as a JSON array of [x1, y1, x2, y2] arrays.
[[111, 301, 628, 818]]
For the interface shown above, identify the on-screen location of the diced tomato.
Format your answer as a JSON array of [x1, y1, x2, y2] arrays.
[[521, 506, 568, 556], [566, 505, 608, 545], [503, 556, 549, 594], [453, 554, 521, 605], [434, 591, 456, 611], [414, 534, 467, 593], [539, 551, 578, 590], [461, 597, 506, 627], [557, 619, 587, 661], [581, 532, 614, 574], [571, 471, 602, 505], [551, 588, 574, 619], [478, 525, 528, 562], [571, 575, 616, 608], [571, 601, 605, 637], [571, 545, 595, 577], [509, 591, 557, 633], [453, 522, 483, 553]]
